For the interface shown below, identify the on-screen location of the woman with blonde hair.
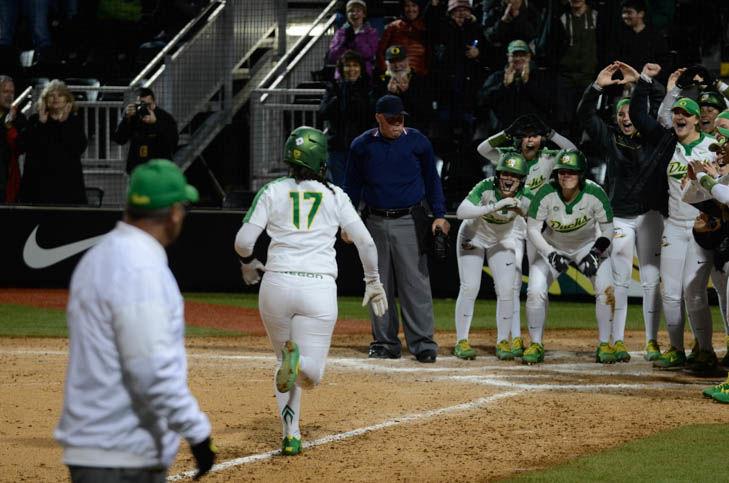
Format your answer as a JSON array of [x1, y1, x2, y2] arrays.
[[19, 79, 88, 204]]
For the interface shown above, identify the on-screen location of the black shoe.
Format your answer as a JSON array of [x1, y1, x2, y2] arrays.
[[415, 349, 437, 363], [368, 346, 400, 359]]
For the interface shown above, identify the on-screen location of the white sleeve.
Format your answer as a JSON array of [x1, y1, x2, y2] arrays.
[[549, 130, 577, 150], [112, 269, 210, 444], [456, 199, 491, 219], [337, 189, 362, 228], [342, 219, 379, 282], [234, 223, 264, 258], [527, 217, 554, 257], [698, 172, 729, 205], [657, 87, 680, 129], [476, 133, 504, 163], [598, 222, 614, 241]]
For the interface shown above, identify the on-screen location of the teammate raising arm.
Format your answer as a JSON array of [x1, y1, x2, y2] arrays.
[[525, 150, 616, 364], [234, 126, 387, 456], [453, 152, 532, 360]]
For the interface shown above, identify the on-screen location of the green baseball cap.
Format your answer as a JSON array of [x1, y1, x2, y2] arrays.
[[671, 97, 700, 117], [717, 110, 729, 121], [616, 98, 631, 111], [507, 39, 530, 54], [128, 159, 199, 210], [709, 127, 729, 152], [698, 91, 726, 110]]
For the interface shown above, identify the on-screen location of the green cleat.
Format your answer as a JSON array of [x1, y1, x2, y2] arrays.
[[653, 346, 687, 370], [522, 342, 544, 365], [613, 340, 631, 362], [495, 340, 514, 360], [511, 336, 525, 357], [276, 340, 300, 393], [702, 379, 729, 399], [712, 387, 729, 404], [595, 342, 617, 364], [644, 339, 661, 361], [453, 339, 477, 360], [687, 338, 699, 363], [281, 435, 302, 456]]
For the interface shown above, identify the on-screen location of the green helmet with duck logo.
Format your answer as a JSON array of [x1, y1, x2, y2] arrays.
[[495, 152, 528, 177], [554, 149, 587, 172], [283, 126, 328, 177]]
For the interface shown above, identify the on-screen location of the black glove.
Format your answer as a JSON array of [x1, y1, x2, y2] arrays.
[[677, 64, 711, 89], [548, 252, 569, 273], [344, 25, 355, 46], [432, 226, 450, 262], [577, 237, 610, 277], [505, 113, 552, 138], [191, 437, 217, 480]]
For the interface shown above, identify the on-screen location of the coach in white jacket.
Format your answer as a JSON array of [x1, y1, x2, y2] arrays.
[[54, 159, 216, 482]]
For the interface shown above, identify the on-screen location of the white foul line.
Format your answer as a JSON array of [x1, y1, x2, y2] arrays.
[[167, 390, 523, 481]]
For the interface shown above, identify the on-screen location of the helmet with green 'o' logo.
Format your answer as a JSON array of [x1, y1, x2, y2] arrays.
[[554, 149, 587, 172], [283, 126, 328, 177], [495, 152, 528, 177]]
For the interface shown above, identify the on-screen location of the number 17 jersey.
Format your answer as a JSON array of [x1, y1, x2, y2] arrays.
[[244, 177, 361, 278]]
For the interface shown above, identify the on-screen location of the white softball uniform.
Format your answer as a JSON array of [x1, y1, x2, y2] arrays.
[[526, 180, 615, 344], [454, 177, 532, 344], [235, 177, 379, 440], [661, 136, 717, 351], [477, 131, 575, 338], [55, 222, 211, 469]]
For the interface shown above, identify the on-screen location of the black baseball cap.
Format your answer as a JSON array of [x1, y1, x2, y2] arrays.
[[385, 45, 407, 62], [375, 95, 409, 116]]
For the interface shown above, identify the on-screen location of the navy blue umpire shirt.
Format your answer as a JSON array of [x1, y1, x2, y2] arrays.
[[344, 127, 447, 218]]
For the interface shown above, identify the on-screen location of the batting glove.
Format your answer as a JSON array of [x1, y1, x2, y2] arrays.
[[548, 252, 569, 273], [191, 436, 217, 480], [577, 252, 600, 277], [362, 280, 388, 317], [240, 258, 265, 285], [493, 197, 518, 211]]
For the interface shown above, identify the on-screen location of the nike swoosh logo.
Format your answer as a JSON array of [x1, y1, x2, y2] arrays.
[[23, 226, 106, 269], [506, 262, 514, 266]]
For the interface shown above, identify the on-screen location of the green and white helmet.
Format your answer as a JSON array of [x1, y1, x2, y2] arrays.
[[283, 126, 328, 177], [554, 149, 587, 172], [495, 152, 528, 177]]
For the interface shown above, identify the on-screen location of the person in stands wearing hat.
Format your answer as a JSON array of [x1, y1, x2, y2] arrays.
[[478, 39, 551, 133], [344, 94, 449, 363], [376, 0, 428, 77], [370, 44, 433, 132], [480, 0, 541, 72], [327, 0, 379, 80], [628, 61, 720, 372], [55, 159, 217, 482]]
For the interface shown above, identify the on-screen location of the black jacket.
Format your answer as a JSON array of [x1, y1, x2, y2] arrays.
[[319, 77, 372, 152], [19, 113, 88, 205], [112, 106, 178, 173]]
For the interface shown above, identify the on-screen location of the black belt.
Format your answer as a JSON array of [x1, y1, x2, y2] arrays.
[[367, 206, 414, 218]]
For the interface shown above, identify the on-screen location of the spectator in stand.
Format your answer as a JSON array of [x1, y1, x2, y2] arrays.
[[370, 45, 433, 132], [19, 80, 88, 205], [481, 0, 540, 71], [319, 50, 373, 186], [0, 0, 54, 66], [376, 0, 428, 76], [0, 75, 26, 203], [327, 0, 379, 80], [426, 0, 485, 142], [478, 39, 551, 133], [113, 87, 179, 174], [616, 0, 669, 77]]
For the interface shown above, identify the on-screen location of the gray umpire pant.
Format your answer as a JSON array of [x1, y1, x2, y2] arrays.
[[365, 213, 438, 356], [69, 466, 167, 483]]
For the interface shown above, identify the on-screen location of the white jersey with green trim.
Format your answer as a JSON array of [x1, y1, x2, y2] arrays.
[[463, 177, 533, 247], [243, 177, 360, 278], [666, 133, 716, 222], [528, 179, 613, 253]]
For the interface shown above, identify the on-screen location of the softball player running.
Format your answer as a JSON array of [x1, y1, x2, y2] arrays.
[[633, 65, 718, 369], [453, 152, 532, 360], [476, 115, 576, 356], [525, 150, 616, 364], [234, 126, 388, 456]]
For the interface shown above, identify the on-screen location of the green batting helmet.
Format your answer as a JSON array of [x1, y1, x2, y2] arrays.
[[495, 152, 528, 177], [283, 126, 328, 177], [554, 149, 587, 172]]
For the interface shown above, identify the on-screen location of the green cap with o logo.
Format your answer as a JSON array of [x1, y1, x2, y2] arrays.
[[127, 159, 199, 210], [507, 39, 530, 54], [671, 97, 700, 117]]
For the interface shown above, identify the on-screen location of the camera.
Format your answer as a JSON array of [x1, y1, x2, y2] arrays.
[[135, 101, 150, 119]]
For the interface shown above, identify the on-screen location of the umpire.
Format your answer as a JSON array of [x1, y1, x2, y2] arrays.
[[54, 160, 216, 482], [345, 94, 449, 363]]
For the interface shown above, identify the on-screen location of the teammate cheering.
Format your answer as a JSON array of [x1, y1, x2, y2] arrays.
[[577, 62, 667, 363], [453, 152, 532, 360], [476, 114, 576, 357], [234, 126, 388, 456], [630, 63, 718, 370], [525, 150, 616, 364]]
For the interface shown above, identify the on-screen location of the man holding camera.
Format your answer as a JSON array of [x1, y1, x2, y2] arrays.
[[113, 87, 179, 173]]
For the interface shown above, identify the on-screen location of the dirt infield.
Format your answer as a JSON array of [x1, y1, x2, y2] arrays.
[[3, 332, 729, 482]]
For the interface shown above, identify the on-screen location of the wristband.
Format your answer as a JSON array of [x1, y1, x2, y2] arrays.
[[699, 172, 718, 192]]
